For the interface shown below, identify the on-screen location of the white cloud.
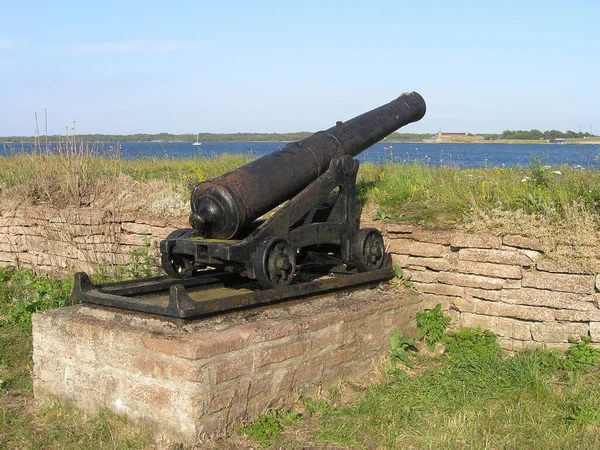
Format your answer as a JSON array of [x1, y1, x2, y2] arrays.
[[54, 40, 202, 54]]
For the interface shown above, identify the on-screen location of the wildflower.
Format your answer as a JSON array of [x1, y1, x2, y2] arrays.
[[552, 170, 562, 175], [522, 177, 530, 183]]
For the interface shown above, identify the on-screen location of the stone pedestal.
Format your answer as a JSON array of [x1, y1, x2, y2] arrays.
[[33, 288, 423, 440]]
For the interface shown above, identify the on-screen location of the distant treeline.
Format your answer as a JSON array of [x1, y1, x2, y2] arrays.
[[0, 131, 433, 144], [497, 130, 594, 140], [0, 130, 595, 144], [0, 132, 310, 144]]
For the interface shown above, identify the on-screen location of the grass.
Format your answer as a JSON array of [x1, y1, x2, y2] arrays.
[[239, 320, 600, 450], [2, 266, 600, 448], [309, 358, 600, 449], [0, 266, 155, 449], [0, 144, 253, 214], [4, 144, 600, 225], [3, 147, 600, 447], [358, 158, 600, 226]]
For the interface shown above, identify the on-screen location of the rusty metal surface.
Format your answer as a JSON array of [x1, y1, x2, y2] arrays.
[[74, 256, 395, 323], [189, 92, 426, 238]]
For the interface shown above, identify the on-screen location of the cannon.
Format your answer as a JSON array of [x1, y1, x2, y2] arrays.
[[160, 92, 426, 288], [73, 91, 426, 320]]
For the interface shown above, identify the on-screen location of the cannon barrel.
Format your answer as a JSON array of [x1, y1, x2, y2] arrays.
[[189, 91, 426, 239]]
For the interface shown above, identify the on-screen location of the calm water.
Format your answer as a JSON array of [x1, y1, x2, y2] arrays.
[[2, 141, 600, 168]]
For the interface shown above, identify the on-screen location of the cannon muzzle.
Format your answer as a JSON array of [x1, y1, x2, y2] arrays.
[[189, 91, 426, 238]]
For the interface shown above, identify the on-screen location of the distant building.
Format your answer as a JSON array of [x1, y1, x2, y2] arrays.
[[437, 132, 468, 138], [547, 138, 567, 144], [434, 132, 469, 142]]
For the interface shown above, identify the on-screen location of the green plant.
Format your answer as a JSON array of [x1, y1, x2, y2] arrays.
[[301, 397, 331, 417], [416, 303, 451, 350], [384, 331, 417, 377], [237, 409, 301, 442], [442, 326, 500, 365], [124, 238, 160, 280], [93, 239, 160, 283], [392, 265, 414, 290], [0, 268, 73, 331], [563, 336, 600, 371]]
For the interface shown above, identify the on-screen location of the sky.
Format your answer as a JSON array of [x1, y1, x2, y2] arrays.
[[1, 0, 599, 136]]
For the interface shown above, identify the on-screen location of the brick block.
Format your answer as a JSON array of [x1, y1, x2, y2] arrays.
[[455, 297, 555, 322], [207, 389, 237, 414], [325, 346, 363, 367], [214, 355, 254, 383], [536, 259, 590, 275], [531, 323, 589, 343], [418, 293, 456, 311], [406, 256, 453, 271], [555, 309, 600, 322], [391, 253, 409, 268], [458, 248, 533, 266], [451, 233, 502, 249], [385, 223, 415, 234], [413, 282, 464, 297], [459, 312, 498, 330], [497, 337, 539, 351], [127, 382, 178, 410], [388, 238, 449, 258], [501, 288, 594, 311], [502, 235, 543, 251], [457, 260, 522, 279], [522, 271, 594, 295], [412, 229, 453, 245], [404, 269, 438, 283], [459, 312, 531, 340], [438, 271, 504, 290], [590, 323, 600, 343], [464, 287, 502, 301], [255, 341, 310, 368], [142, 331, 244, 360], [230, 321, 300, 344], [495, 317, 532, 340], [284, 360, 324, 390]]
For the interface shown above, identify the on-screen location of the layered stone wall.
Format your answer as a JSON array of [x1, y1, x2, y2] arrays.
[[33, 289, 424, 439], [385, 224, 600, 350], [5, 206, 600, 349], [0, 206, 187, 276]]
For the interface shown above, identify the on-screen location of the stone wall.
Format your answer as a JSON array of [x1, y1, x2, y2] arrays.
[[33, 289, 424, 440], [0, 206, 187, 276], [5, 205, 600, 349], [385, 224, 600, 350]]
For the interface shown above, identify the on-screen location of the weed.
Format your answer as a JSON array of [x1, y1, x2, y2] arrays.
[[416, 303, 451, 350], [563, 335, 600, 371], [301, 397, 330, 417], [328, 386, 342, 400], [0, 267, 72, 331], [94, 239, 161, 283], [384, 331, 417, 377], [237, 409, 301, 442], [442, 326, 500, 365], [392, 265, 414, 290]]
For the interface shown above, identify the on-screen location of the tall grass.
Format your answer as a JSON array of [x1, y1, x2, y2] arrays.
[[4, 143, 600, 225], [0, 139, 253, 210], [358, 159, 600, 226]]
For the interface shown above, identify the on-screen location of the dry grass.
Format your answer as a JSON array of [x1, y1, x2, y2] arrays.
[[462, 203, 600, 273]]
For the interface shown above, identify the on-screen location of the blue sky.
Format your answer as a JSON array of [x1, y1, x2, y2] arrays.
[[1, 0, 598, 136]]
